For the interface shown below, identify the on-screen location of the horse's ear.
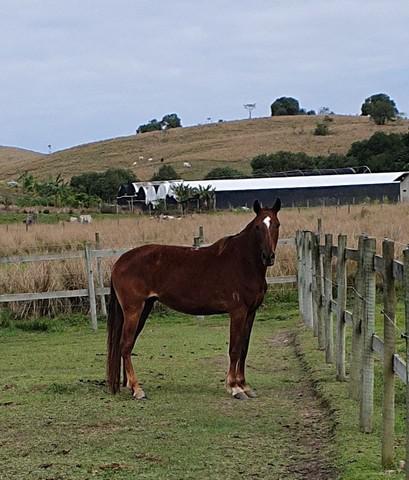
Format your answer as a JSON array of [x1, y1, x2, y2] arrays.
[[272, 198, 281, 213], [253, 200, 262, 215]]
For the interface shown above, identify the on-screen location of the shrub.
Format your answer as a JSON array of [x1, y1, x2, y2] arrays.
[[151, 165, 178, 181], [314, 122, 330, 136], [205, 167, 244, 179]]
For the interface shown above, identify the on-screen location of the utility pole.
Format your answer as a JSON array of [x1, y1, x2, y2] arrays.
[[244, 103, 256, 119]]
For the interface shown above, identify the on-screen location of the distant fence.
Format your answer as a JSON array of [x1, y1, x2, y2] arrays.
[[0, 229, 296, 329], [297, 229, 409, 475]]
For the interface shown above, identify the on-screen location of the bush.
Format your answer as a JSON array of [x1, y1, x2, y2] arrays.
[[151, 165, 178, 181], [205, 167, 244, 180], [314, 122, 330, 136]]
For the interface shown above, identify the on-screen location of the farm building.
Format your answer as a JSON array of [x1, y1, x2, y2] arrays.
[[117, 172, 408, 209]]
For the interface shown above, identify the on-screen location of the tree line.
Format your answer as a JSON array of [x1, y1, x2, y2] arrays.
[[136, 93, 402, 135]]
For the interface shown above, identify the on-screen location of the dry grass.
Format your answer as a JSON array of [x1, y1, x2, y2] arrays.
[[1, 202, 409, 318], [1, 115, 408, 181]]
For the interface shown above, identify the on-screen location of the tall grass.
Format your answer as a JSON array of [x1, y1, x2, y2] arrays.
[[1, 203, 409, 319]]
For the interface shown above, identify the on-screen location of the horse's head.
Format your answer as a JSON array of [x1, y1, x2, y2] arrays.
[[253, 198, 281, 267]]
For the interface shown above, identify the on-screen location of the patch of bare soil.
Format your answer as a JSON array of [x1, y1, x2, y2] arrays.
[[277, 332, 337, 480]]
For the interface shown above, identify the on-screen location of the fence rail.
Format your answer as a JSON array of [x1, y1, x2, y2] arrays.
[[298, 228, 409, 475], [0, 233, 296, 330]]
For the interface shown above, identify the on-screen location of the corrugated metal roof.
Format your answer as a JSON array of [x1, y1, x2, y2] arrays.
[[178, 172, 406, 192]]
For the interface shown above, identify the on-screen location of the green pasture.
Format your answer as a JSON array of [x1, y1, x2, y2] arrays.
[[0, 290, 407, 479]]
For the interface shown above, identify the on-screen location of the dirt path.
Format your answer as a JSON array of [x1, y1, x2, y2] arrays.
[[269, 331, 337, 480]]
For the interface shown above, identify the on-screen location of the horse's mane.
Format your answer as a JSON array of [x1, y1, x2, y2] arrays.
[[212, 218, 257, 255]]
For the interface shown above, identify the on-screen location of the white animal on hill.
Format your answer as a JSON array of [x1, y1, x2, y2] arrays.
[[183, 162, 192, 168]]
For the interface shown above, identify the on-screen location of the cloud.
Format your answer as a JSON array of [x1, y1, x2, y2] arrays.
[[0, 0, 408, 152]]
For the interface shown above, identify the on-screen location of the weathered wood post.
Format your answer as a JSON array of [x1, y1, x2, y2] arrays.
[[95, 232, 107, 317], [359, 236, 376, 433], [336, 234, 347, 381], [199, 225, 204, 245], [403, 248, 409, 480], [296, 231, 304, 322], [303, 231, 314, 329], [193, 230, 204, 321], [382, 239, 396, 468], [312, 233, 325, 349], [349, 235, 365, 401], [84, 243, 98, 331], [324, 234, 334, 363]]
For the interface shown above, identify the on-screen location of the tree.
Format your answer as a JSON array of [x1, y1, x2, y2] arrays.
[[137, 113, 182, 133], [251, 151, 316, 176], [204, 167, 243, 180], [151, 165, 178, 181], [161, 113, 181, 129], [70, 168, 136, 202], [347, 131, 409, 171], [137, 119, 162, 134], [196, 185, 216, 210], [270, 97, 300, 116], [361, 93, 398, 125], [171, 183, 197, 214]]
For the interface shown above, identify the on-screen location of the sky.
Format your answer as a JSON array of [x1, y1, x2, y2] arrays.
[[1, 0, 408, 153]]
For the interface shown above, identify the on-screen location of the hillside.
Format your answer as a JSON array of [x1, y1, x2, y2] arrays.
[[0, 146, 44, 169], [1, 115, 408, 182]]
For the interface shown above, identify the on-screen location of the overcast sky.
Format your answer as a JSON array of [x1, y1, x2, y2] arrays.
[[1, 0, 408, 153]]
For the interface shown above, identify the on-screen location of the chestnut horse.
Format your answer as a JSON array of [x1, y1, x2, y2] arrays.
[[107, 198, 281, 400]]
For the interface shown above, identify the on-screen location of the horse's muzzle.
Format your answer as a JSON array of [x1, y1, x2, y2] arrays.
[[262, 252, 275, 266]]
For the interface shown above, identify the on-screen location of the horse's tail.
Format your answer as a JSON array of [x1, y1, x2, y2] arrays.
[[107, 280, 123, 394]]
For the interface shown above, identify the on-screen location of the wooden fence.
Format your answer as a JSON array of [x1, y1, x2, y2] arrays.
[[0, 230, 296, 330], [297, 229, 409, 475]]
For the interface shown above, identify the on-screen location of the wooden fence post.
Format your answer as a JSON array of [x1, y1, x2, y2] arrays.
[[349, 235, 365, 401], [84, 243, 98, 331], [312, 233, 325, 349], [403, 248, 409, 480], [359, 236, 376, 433], [296, 231, 304, 323], [324, 234, 334, 363], [336, 234, 347, 381], [194, 231, 204, 321], [95, 232, 107, 317], [304, 231, 314, 329], [382, 239, 396, 468]]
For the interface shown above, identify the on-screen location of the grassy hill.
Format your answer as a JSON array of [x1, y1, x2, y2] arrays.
[[0, 146, 44, 169], [1, 115, 408, 182]]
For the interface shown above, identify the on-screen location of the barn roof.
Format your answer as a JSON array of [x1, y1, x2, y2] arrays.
[[178, 172, 407, 192]]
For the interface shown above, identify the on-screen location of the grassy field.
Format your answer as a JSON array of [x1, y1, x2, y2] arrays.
[[0, 292, 337, 480], [1, 115, 408, 181], [1, 289, 408, 479]]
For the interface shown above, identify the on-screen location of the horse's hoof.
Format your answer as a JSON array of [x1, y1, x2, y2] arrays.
[[244, 389, 257, 398], [133, 390, 147, 400], [233, 391, 248, 400]]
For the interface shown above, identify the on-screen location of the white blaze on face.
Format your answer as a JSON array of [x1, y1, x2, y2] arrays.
[[263, 216, 271, 230]]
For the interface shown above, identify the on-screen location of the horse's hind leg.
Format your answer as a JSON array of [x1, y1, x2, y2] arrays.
[[236, 311, 257, 398], [122, 298, 155, 387], [121, 299, 153, 399]]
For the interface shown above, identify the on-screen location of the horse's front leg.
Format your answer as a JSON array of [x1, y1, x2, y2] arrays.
[[236, 310, 257, 398], [226, 307, 248, 400]]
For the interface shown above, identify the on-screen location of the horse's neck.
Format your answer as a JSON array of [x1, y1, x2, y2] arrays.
[[228, 229, 267, 278]]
